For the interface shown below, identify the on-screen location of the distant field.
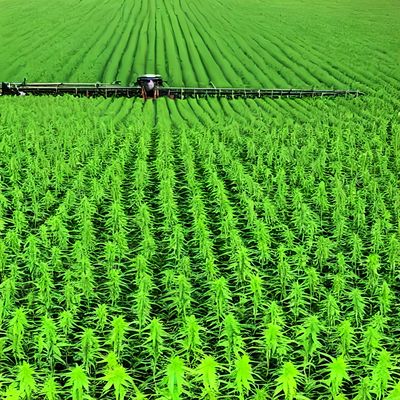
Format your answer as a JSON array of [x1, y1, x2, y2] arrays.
[[0, 0, 400, 399]]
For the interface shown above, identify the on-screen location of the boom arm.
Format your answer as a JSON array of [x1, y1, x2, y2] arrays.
[[158, 87, 362, 99], [1, 81, 364, 99]]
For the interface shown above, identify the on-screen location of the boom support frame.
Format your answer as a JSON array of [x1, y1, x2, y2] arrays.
[[1, 79, 364, 99]]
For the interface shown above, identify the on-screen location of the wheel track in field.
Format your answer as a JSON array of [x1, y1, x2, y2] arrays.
[[121, 100, 161, 392], [156, 2, 174, 83], [95, 165, 147, 322], [142, 106, 166, 310], [99, 0, 140, 82], [145, 0, 161, 75], [115, 102, 147, 285], [63, 2, 125, 81], [91, 102, 144, 312], [148, 0, 160, 74]]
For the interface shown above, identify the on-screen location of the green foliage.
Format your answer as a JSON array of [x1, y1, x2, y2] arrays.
[[101, 363, 133, 400], [195, 355, 220, 399], [179, 315, 204, 364], [165, 356, 187, 400], [336, 319, 355, 357], [386, 381, 400, 400], [109, 316, 130, 361], [220, 313, 245, 363], [17, 362, 36, 399], [79, 328, 99, 373], [7, 307, 28, 361], [65, 365, 90, 400], [274, 362, 300, 400], [263, 323, 291, 368], [297, 315, 322, 365], [0, 2, 398, 399], [325, 356, 349, 397], [41, 375, 60, 400], [370, 349, 393, 399], [144, 318, 168, 378], [233, 353, 254, 400]]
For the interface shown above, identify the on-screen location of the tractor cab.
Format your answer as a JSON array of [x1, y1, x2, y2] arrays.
[[136, 74, 163, 99]]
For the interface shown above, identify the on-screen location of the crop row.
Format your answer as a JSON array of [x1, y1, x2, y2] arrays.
[[0, 95, 399, 398]]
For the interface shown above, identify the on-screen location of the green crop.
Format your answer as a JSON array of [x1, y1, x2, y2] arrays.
[[0, 0, 399, 398]]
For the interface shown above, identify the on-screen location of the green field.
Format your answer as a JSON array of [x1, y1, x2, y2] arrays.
[[0, 0, 400, 398]]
